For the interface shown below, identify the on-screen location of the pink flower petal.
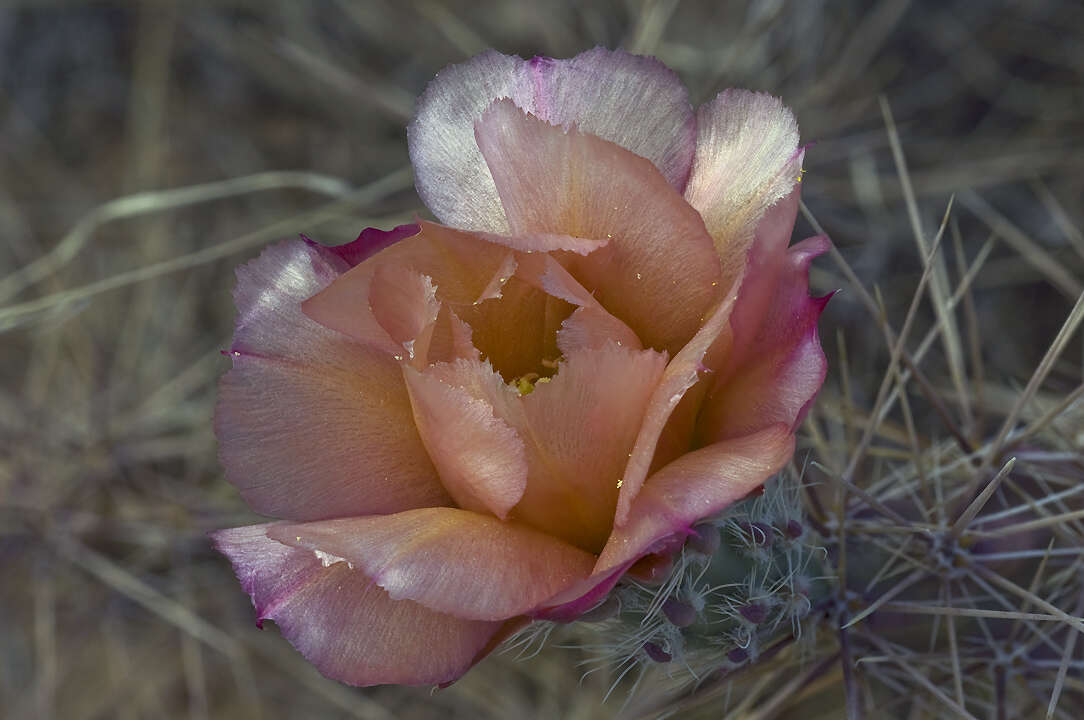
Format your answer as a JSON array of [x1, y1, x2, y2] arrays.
[[510, 252, 595, 305], [475, 98, 722, 355], [304, 223, 421, 270], [698, 234, 832, 441], [303, 224, 512, 331], [472, 252, 519, 304], [556, 305, 642, 355], [408, 49, 695, 232], [267, 507, 597, 621], [297, 260, 400, 357], [381, 223, 518, 306], [684, 89, 803, 292], [295, 225, 435, 357], [218, 241, 449, 521], [367, 264, 440, 365], [211, 524, 499, 687], [646, 381, 709, 479], [512, 252, 642, 353], [597, 426, 795, 574], [613, 289, 739, 526], [667, 184, 802, 386], [230, 239, 366, 358], [533, 564, 631, 622], [418, 344, 667, 552], [508, 49, 696, 190], [302, 222, 574, 379], [614, 187, 821, 513], [717, 185, 802, 341], [402, 366, 528, 519], [426, 306, 480, 365], [419, 357, 523, 420], [476, 231, 608, 256], [407, 50, 523, 233], [514, 344, 668, 551]]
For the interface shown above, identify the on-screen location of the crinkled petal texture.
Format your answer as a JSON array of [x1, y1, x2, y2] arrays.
[[216, 240, 451, 521], [697, 188, 832, 444], [685, 90, 804, 292], [409, 48, 696, 233], [474, 98, 723, 355], [214, 46, 829, 689], [267, 508, 596, 621], [598, 427, 796, 573], [211, 525, 501, 686], [399, 342, 669, 552]]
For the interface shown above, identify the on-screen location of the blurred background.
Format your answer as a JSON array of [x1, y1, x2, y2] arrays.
[[2, 1, 1082, 718]]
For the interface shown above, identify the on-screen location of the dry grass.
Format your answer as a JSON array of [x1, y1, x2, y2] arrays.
[[2, 1, 1083, 718]]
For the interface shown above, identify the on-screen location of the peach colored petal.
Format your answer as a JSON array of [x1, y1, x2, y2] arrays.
[[297, 259, 399, 356], [539, 427, 795, 621], [613, 287, 740, 526], [476, 231, 607, 256], [218, 353, 450, 521], [684, 89, 804, 293], [514, 344, 668, 552], [474, 252, 518, 304], [302, 222, 578, 380], [211, 525, 499, 687], [511, 252, 595, 305], [418, 344, 667, 552], [508, 48, 696, 190], [698, 235, 832, 441], [512, 252, 642, 353], [347, 224, 617, 378], [426, 306, 480, 365], [217, 241, 449, 521], [474, 98, 722, 355], [408, 49, 695, 232], [717, 185, 802, 345], [556, 305, 642, 355], [646, 381, 709, 476], [301, 224, 514, 350], [384, 223, 517, 305], [402, 366, 528, 519], [420, 357, 524, 423], [368, 264, 440, 365], [597, 426, 795, 574], [616, 187, 818, 505], [532, 564, 631, 623], [268, 507, 597, 621], [230, 238, 371, 359]]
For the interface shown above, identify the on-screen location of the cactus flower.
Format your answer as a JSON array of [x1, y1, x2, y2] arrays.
[[212, 47, 830, 687]]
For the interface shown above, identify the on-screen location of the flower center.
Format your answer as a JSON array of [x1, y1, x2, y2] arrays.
[[459, 277, 574, 383]]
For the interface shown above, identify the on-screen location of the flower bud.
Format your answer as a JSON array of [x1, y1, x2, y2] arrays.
[[643, 641, 672, 663], [740, 603, 768, 625], [687, 522, 721, 555], [662, 598, 698, 628]]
